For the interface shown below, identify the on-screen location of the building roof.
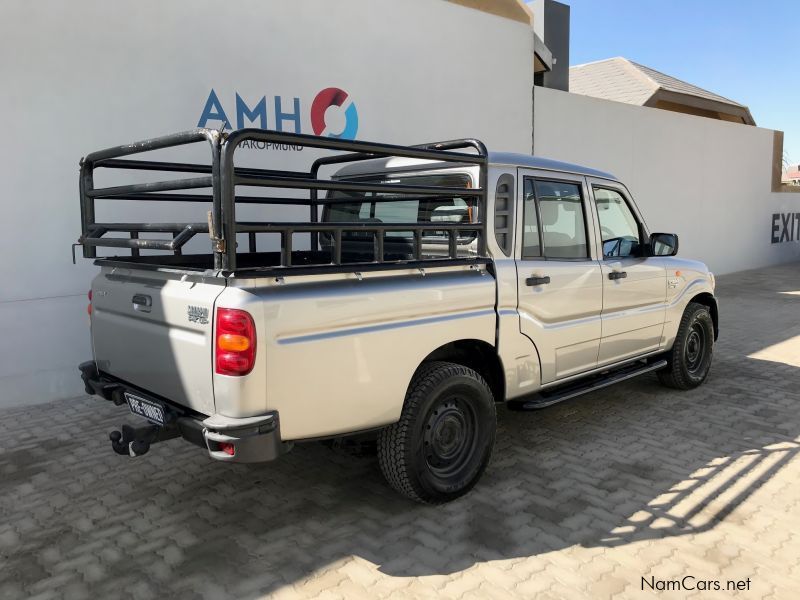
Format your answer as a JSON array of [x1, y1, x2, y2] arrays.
[[569, 57, 755, 125], [782, 166, 800, 182]]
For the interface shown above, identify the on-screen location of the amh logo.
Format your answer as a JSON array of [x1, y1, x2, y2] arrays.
[[310, 87, 358, 139], [197, 87, 359, 140]]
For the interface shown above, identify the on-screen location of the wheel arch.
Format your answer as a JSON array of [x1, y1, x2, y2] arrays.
[[689, 292, 719, 340], [419, 339, 505, 402]]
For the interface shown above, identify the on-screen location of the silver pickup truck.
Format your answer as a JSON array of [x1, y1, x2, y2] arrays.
[[77, 129, 717, 503]]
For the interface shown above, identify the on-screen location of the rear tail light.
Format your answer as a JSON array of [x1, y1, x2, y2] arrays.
[[218, 442, 235, 456], [87, 290, 92, 316], [215, 308, 256, 376]]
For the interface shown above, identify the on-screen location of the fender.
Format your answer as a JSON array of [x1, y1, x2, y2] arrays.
[[663, 270, 717, 350]]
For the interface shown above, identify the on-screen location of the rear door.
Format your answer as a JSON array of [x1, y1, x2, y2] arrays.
[[90, 267, 226, 415], [587, 180, 667, 364], [515, 171, 604, 383]]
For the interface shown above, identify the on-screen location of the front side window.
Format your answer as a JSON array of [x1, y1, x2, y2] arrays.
[[594, 188, 642, 258]]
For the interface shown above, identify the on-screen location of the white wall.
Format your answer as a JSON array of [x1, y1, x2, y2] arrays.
[[534, 86, 800, 275], [2, 1, 797, 409], [0, 0, 534, 407]]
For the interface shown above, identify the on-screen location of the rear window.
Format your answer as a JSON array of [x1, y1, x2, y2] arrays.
[[325, 173, 476, 241]]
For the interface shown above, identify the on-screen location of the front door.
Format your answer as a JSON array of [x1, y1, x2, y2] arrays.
[[587, 181, 667, 364], [515, 173, 604, 383]]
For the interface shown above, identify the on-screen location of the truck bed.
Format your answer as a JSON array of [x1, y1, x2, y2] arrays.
[[82, 129, 496, 440], [90, 262, 497, 439]]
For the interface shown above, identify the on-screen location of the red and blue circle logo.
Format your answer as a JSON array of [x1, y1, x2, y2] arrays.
[[310, 87, 359, 140]]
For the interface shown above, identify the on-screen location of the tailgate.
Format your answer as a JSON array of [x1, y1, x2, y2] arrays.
[[90, 267, 226, 415]]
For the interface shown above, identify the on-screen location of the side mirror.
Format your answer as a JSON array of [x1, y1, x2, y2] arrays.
[[650, 232, 679, 256]]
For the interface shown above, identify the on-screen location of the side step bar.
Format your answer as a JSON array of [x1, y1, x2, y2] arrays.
[[508, 359, 668, 411]]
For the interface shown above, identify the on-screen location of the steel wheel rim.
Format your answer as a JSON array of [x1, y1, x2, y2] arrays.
[[685, 324, 706, 374], [423, 395, 476, 478]]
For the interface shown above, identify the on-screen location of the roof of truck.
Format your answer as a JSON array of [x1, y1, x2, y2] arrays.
[[488, 152, 617, 180], [332, 152, 618, 181]]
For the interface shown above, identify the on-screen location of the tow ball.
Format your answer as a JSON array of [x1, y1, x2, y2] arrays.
[[109, 423, 178, 457]]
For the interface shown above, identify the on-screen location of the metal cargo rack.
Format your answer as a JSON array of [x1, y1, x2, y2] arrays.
[[77, 128, 489, 275]]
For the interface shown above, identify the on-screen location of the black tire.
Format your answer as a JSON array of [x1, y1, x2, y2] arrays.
[[658, 302, 714, 390], [377, 361, 496, 504]]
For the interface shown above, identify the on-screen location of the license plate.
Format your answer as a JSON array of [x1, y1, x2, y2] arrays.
[[125, 392, 165, 426]]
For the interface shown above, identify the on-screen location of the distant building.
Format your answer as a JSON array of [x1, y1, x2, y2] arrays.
[[783, 165, 800, 186], [569, 57, 755, 125]]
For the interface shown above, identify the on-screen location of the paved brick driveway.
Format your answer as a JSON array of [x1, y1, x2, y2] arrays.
[[1, 263, 799, 599]]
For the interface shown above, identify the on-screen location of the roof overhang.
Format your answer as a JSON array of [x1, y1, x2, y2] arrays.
[[443, 0, 533, 25], [533, 32, 552, 73], [646, 89, 756, 126]]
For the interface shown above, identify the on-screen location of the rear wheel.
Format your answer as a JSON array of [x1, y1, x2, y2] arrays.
[[658, 302, 714, 389], [378, 361, 496, 504]]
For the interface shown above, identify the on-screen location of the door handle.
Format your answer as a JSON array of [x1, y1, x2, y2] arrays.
[[132, 293, 152, 312], [608, 271, 628, 281], [525, 275, 551, 286]]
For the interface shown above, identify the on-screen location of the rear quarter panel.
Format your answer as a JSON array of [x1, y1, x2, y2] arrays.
[[216, 267, 497, 440]]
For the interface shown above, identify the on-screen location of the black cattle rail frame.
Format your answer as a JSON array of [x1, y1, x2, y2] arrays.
[[77, 128, 489, 276]]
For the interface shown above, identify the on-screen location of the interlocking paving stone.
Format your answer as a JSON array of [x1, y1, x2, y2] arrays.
[[1, 262, 799, 599]]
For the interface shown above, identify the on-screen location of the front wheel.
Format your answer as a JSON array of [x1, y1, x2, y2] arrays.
[[658, 302, 714, 389], [378, 361, 496, 504]]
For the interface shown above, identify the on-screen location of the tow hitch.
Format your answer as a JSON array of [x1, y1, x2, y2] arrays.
[[109, 423, 179, 457], [81, 362, 286, 462]]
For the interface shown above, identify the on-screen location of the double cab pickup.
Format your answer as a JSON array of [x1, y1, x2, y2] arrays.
[[78, 129, 717, 503]]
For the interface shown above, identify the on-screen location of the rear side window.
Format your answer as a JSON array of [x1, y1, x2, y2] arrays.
[[537, 180, 588, 259], [522, 178, 588, 259], [522, 179, 541, 258]]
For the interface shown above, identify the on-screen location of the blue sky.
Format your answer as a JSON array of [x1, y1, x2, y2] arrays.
[[532, 0, 799, 166]]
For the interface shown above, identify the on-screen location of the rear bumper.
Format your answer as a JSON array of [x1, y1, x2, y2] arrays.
[[79, 361, 288, 463]]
